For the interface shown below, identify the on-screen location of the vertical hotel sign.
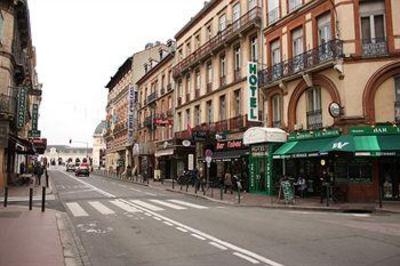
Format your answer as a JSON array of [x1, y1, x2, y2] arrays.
[[247, 62, 258, 122], [17, 86, 28, 129], [31, 104, 39, 130], [127, 86, 135, 145]]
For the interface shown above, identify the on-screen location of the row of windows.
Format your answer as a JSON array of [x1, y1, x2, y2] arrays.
[[177, 35, 258, 99], [176, 89, 242, 131], [178, 0, 258, 59]]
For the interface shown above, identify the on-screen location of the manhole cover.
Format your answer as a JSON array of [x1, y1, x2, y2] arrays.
[[0, 211, 22, 218]]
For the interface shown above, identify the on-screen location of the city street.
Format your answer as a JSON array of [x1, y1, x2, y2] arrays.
[[49, 168, 400, 266]]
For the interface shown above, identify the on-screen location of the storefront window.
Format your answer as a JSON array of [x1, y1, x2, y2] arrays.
[[334, 158, 373, 183]]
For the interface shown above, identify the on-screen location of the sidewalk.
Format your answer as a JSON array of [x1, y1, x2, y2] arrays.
[[148, 179, 400, 214], [0, 177, 55, 202], [0, 206, 64, 266]]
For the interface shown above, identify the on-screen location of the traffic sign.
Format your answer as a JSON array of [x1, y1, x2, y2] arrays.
[[205, 149, 213, 157]]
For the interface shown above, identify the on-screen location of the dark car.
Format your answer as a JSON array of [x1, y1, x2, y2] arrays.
[[75, 162, 90, 177]]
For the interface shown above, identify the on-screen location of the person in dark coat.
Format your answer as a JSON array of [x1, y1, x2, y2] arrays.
[[34, 162, 44, 186]]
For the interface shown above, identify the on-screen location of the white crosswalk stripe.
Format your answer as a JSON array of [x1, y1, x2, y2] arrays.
[[88, 201, 115, 215], [167, 199, 208, 209], [66, 202, 88, 217], [109, 200, 142, 213], [130, 200, 165, 211], [149, 199, 187, 210]]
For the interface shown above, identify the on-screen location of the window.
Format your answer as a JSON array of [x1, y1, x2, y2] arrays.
[[206, 61, 213, 85], [234, 45, 241, 71], [318, 13, 332, 45], [185, 109, 191, 128], [0, 12, 3, 42], [233, 89, 241, 116], [186, 74, 191, 95], [161, 75, 165, 90], [177, 112, 182, 131], [250, 35, 258, 62], [270, 39, 282, 80], [219, 14, 227, 32], [178, 49, 183, 60], [206, 24, 213, 40], [206, 100, 213, 123], [267, 0, 280, 24], [395, 77, 400, 122], [272, 95, 282, 127], [195, 34, 201, 49], [306, 87, 322, 129], [360, 0, 387, 56], [195, 105, 201, 126], [186, 41, 192, 56], [248, 0, 257, 10], [220, 54, 226, 78], [292, 27, 304, 72], [195, 69, 201, 90], [219, 95, 226, 120], [233, 3, 241, 22], [288, 0, 302, 12], [177, 80, 183, 97]]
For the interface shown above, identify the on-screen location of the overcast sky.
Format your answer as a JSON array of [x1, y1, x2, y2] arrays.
[[29, 0, 205, 147]]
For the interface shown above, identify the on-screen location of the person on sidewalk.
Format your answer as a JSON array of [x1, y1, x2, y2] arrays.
[[34, 161, 44, 186], [295, 175, 307, 198], [224, 171, 233, 194]]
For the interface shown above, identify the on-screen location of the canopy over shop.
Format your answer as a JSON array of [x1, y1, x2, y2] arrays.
[[243, 127, 287, 195]]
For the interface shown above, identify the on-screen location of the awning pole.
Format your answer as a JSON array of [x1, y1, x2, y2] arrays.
[[282, 158, 286, 176]]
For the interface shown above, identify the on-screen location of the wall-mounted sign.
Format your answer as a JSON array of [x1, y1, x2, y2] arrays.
[[182, 140, 191, 147], [216, 140, 244, 151], [17, 86, 28, 129], [31, 104, 39, 130], [29, 130, 41, 138], [288, 129, 341, 141], [188, 154, 194, 170], [247, 62, 258, 122], [127, 86, 136, 144], [350, 125, 400, 136], [328, 102, 341, 118]]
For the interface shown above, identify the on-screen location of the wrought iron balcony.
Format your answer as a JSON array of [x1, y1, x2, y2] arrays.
[[362, 38, 388, 58], [259, 39, 344, 88], [307, 109, 323, 130], [267, 7, 280, 25], [173, 7, 262, 77], [147, 92, 158, 104], [175, 130, 192, 140], [215, 120, 228, 132], [0, 94, 17, 119], [395, 101, 400, 123]]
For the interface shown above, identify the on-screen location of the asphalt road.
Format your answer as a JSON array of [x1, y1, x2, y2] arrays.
[[49, 167, 400, 266]]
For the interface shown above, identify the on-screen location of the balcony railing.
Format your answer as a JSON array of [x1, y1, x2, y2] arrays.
[[307, 109, 323, 130], [362, 38, 388, 58], [160, 87, 165, 95], [259, 39, 343, 87], [144, 116, 154, 129], [0, 94, 16, 118], [147, 92, 158, 104], [167, 83, 173, 91], [395, 101, 400, 123], [267, 7, 280, 25], [173, 7, 262, 77], [215, 120, 228, 132], [175, 130, 192, 139], [234, 69, 242, 82]]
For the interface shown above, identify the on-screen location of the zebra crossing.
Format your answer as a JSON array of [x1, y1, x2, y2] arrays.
[[66, 198, 209, 217]]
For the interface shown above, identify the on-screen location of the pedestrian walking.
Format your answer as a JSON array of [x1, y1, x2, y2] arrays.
[[34, 162, 44, 186], [224, 171, 233, 194]]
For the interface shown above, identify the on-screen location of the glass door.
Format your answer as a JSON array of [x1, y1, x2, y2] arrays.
[[381, 159, 400, 200]]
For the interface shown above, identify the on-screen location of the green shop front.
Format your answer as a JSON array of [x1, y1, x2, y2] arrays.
[[243, 127, 287, 195]]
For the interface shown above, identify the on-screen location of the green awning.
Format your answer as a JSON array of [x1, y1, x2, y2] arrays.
[[273, 137, 336, 159], [321, 134, 400, 156]]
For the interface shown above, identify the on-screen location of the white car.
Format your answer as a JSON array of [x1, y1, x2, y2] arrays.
[[66, 163, 76, 172]]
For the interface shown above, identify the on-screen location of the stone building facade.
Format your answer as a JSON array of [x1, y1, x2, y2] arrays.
[[92, 120, 106, 169]]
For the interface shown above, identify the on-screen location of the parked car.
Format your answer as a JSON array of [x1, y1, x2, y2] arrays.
[[66, 163, 76, 172], [75, 162, 90, 177]]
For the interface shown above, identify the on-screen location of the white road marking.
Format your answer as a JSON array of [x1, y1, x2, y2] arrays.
[[122, 199, 284, 266], [144, 213, 152, 217], [233, 252, 260, 264], [176, 227, 188, 233], [163, 221, 174, 226], [167, 199, 208, 209], [209, 242, 228, 250], [130, 200, 165, 211], [109, 200, 141, 213], [66, 202, 89, 217], [88, 201, 115, 215], [130, 188, 142, 193], [149, 199, 187, 210], [153, 217, 162, 221], [145, 192, 157, 196], [60, 171, 116, 198], [62, 189, 95, 195], [191, 234, 206, 240]]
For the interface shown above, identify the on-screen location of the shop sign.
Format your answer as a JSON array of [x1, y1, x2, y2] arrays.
[[247, 62, 258, 122], [31, 104, 39, 130], [17, 86, 28, 129], [251, 144, 269, 157], [216, 140, 243, 151], [188, 154, 194, 170], [154, 118, 173, 127], [193, 131, 207, 141], [127, 86, 136, 144], [288, 129, 340, 141], [29, 130, 41, 138], [350, 126, 400, 136]]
